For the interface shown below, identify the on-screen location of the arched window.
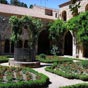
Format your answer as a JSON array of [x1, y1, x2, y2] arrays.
[[85, 4, 88, 11], [62, 11, 67, 21]]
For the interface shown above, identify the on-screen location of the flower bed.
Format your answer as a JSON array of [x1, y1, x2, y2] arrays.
[[45, 61, 88, 81], [0, 65, 49, 88], [60, 83, 88, 88]]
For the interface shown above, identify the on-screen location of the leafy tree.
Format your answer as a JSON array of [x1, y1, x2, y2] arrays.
[[9, 16, 43, 61], [10, 0, 27, 8], [69, 0, 81, 16], [10, 0, 19, 6], [0, 0, 8, 4], [49, 19, 66, 55]]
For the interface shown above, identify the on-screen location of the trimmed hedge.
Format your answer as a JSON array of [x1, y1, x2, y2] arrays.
[[60, 83, 88, 88], [0, 67, 49, 88], [37, 56, 75, 63], [45, 62, 88, 81], [0, 56, 9, 63]]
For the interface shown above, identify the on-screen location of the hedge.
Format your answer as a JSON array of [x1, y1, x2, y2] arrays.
[[0, 56, 9, 63], [45, 66, 88, 81], [60, 83, 88, 88], [0, 67, 49, 88]]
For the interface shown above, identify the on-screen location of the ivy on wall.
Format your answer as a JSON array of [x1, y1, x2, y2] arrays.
[[67, 11, 88, 46]]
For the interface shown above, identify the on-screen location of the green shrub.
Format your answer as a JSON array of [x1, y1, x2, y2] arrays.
[[60, 83, 88, 88], [81, 60, 88, 69], [39, 54, 46, 59], [0, 56, 9, 63]]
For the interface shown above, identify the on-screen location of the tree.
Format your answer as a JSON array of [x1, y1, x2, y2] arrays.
[[10, 0, 19, 6], [9, 16, 43, 61], [0, 0, 8, 4], [10, 0, 28, 8], [49, 19, 66, 55], [69, 0, 81, 16]]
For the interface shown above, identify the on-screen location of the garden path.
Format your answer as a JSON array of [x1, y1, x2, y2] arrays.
[[34, 63, 87, 88]]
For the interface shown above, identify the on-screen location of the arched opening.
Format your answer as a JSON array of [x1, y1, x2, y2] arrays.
[[38, 30, 50, 54], [24, 40, 28, 48], [85, 4, 88, 11], [62, 11, 67, 21], [64, 31, 72, 55], [17, 40, 23, 48], [83, 44, 88, 58], [4, 39, 10, 53], [11, 41, 14, 53]]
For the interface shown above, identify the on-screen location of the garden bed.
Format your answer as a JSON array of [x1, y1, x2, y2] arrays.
[[60, 83, 88, 88], [37, 55, 75, 63], [45, 61, 88, 81], [0, 65, 49, 88], [0, 56, 9, 63]]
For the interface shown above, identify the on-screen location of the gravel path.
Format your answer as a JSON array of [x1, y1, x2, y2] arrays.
[[34, 63, 87, 88]]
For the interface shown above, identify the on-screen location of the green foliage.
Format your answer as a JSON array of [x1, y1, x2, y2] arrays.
[[67, 11, 88, 45], [0, 0, 8, 4], [0, 66, 49, 88], [49, 19, 65, 40], [10, 0, 28, 8], [60, 83, 88, 88], [37, 56, 75, 63], [69, 0, 81, 16], [0, 56, 9, 63], [49, 19, 66, 55], [39, 54, 46, 59], [9, 16, 43, 48], [45, 60, 88, 81], [9, 16, 22, 43], [81, 60, 88, 69]]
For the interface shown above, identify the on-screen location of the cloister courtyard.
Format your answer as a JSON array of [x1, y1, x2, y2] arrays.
[[0, 0, 88, 88]]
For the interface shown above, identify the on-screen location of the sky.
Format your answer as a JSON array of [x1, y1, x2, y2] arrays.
[[7, 0, 69, 9]]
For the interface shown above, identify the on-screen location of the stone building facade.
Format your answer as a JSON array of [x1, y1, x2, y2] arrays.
[[0, 0, 88, 58]]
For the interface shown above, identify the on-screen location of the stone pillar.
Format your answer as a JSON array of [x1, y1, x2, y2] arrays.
[[73, 35, 76, 57], [78, 44, 84, 58], [1, 40, 5, 54]]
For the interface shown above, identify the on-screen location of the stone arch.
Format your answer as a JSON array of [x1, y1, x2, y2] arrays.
[[64, 31, 73, 55], [85, 4, 88, 11], [11, 41, 14, 53], [83, 44, 88, 58], [62, 10, 67, 21], [17, 40, 23, 48], [4, 39, 10, 53], [38, 30, 50, 54]]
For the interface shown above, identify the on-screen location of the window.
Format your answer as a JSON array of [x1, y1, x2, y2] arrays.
[[55, 13, 58, 18], [45, 9, 53, 16], [62, 11, 67, 21]]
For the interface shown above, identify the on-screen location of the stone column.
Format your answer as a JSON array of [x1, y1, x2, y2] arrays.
[[73, 35, 77, 57], [1, 40, 5, 54]]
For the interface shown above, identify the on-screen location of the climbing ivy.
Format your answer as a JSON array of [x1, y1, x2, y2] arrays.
[[49, 19, 66, 55], [67, 11, 88, 46]]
